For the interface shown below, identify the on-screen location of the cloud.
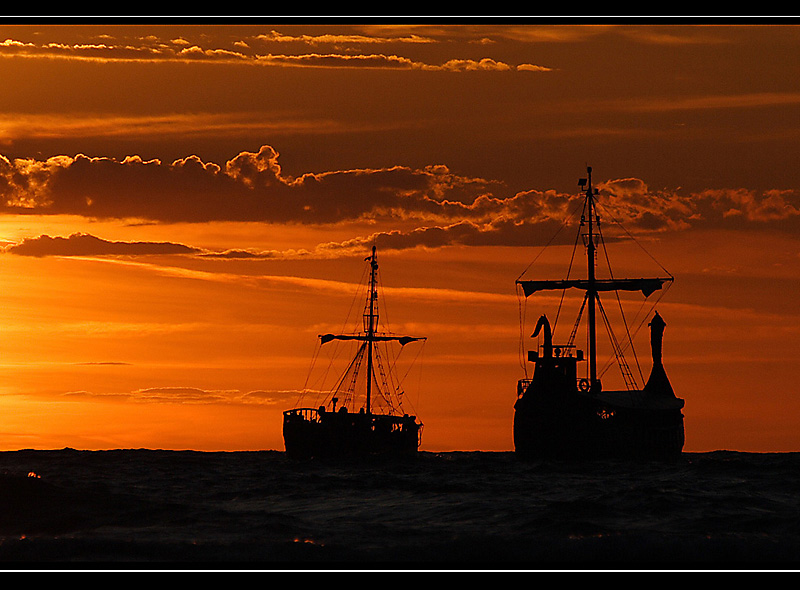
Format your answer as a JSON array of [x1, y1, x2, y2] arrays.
[[608, 92, 800, 114], [75, 361, 132, 366], [255, 52, 417, 69], [0, 147, 507, 224], [0, 34, 552, 73], [2, 219, 574, 262], [0, 146, 798, 257], [132, 387, 240, 404], [316, 217, 577, 254], [0, 112, 347, 144], [5, 232, 202, 257], [239, 389, 307, 405], [0, 146, 579, 231], [595, 177, 800, 233], [197, 247, 312, 260], [63, 386, 307, 406], [2, 232, 316, 261], [255, 30, 437, 45], [3, 242, 519, 308], [254, 52, 547, 72]]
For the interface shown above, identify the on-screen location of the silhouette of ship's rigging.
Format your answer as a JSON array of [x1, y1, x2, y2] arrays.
[[283, 246, 426, 459], [514, 167, 685, 461]]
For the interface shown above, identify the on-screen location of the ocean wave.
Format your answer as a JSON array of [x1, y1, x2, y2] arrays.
[[0, 449, 797, 568]]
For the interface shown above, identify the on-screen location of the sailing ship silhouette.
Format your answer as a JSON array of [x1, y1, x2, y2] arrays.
[[514, 167, 685, 461], [283, 246, 426, 459]]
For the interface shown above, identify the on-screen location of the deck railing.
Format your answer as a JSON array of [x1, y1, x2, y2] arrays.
[[283, 408, 321, 423]]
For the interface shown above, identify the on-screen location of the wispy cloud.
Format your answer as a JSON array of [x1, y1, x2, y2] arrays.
[[0, 35, 551, 73], [255, 29, 438, 45], [615, 92, 800, 113], [2, 244, 518, 307], [63, 386, 301, 405], [254, 52, 549, 72], [0, 112, 349, 144]]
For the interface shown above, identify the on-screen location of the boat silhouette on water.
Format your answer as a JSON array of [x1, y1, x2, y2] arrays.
[[514, 167, 685, 461], [283, 246, 426, 459]]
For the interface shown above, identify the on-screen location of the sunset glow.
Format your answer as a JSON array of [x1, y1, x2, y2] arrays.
[[0, 22, 797, 453]]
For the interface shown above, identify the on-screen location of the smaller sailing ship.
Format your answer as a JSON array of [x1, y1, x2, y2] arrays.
[[283, 246, 426, 459], [514, 167, 685, 461]]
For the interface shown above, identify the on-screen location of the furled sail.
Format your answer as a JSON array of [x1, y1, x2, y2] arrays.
[[319, 334, 426, 346], [517, 277, 672, 298]]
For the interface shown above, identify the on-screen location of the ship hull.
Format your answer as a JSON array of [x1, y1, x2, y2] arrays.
[[513, 390, 684, 461], [283, 408, 421, 460]]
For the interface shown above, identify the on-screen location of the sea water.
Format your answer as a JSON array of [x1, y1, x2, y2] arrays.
[[0, 449, 798, 569]]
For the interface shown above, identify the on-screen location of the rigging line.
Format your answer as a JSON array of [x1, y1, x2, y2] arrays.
[[378, 340, 419, 415], [392, 341, 427, 414], [596, 306, 631, 383], [593, 198, 673, 279], [336, 341, 367, 403], [614, 286, 644, 383], [596, 300, 616, 381], [343, 262, 370, 334], [296, 338, 324, 407], [553, 215, 583, 334], [314, 262, 369, 396], [517, 283, 529, 377], [376, 266, 392, 334], [371, 344, 394, 412], [375, 342, 395, 394], [412, 341, 426, 418], [377, 345, 403, 415], [310, 341, 343, 407], [516, 194, 586, 282], [318, 259, 373, 402], [397, 339, 426, 393], [318, 335, 345, 400], [629, 281, 670, 345], [617, 277, 671, 351], [598, 283, 670, 379], [384, 339, 404, 382], [566, 291, 588, 348], [598, 231, 644, 383], [596, 295, 637, 390], [517, 194, 585, 375], [385, 339, 421, 399]]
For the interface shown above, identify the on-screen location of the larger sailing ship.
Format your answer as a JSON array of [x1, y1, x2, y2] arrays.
[[514, 167, 685, 461], [283, 246, 426, 459]]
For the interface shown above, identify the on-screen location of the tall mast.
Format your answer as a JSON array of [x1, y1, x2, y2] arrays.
[[365, 245, 378, 414], [315, 245, 425, 417], [585, 166, 598, 391], [318, 245, 426, 413]]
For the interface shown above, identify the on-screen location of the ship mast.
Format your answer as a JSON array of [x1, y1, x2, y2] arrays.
[[365, 245, 378, 414], [584, 167, 598, 392], [317, 246, 426, 415]]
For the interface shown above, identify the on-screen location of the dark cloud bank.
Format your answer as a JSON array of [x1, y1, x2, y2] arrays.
[[1, 146, 798, 258]]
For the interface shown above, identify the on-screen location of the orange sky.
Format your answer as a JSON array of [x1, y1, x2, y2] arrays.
[[0, 21, 797, 452]]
